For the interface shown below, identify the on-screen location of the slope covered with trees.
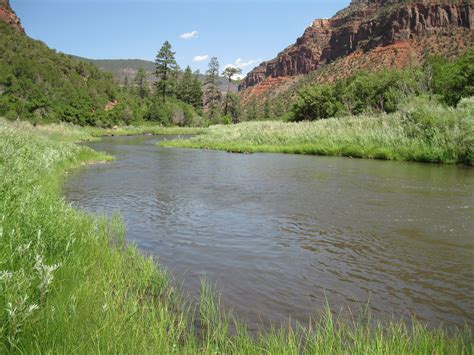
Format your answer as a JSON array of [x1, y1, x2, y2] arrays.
[[0, 22, 119, 126]]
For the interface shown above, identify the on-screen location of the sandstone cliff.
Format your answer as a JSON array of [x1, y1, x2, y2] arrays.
[[240, 0, 473, 93], [0, 0, 25, 34]]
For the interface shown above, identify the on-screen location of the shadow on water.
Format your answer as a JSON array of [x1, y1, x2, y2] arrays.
[[65, 135, 474, 332]]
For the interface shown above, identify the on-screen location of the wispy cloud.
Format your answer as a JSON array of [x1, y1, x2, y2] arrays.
[[225, 58, 261, 71], [193, 54, 209, 62], [180, 30, 199, 40]]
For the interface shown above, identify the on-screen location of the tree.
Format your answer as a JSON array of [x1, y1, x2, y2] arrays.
[[263, 98, 271, 119], [204, 56, 221, 119], [134, 68, 149, 99], [430, 48, 474, 106], [155, 40, 178, 103], [222, 66, 242, 92], [222, 66, 242, 116], [290, 84, 340, 121], [190, 70, 203, 110], [177, 66, 194, 104], [245, 96, 259, 121], [123, 76, 129, 92], [223, 92, 241, 123]]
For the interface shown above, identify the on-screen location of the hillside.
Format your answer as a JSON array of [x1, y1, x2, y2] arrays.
[[0, 1, 127, 125], [240, 0, 473, 101], [0, 22, 122, 125]]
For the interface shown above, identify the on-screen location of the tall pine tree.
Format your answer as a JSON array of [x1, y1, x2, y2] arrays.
[[191, 70, 203, 110], [155, 41, 178, 103], [204, 56, 221, 119], [177, 66, 194, 104]]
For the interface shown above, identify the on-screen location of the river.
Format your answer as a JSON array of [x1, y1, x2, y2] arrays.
[[65, 135, 474, 331]]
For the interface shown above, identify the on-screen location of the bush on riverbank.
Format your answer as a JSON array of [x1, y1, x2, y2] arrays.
[[289, 48, 474, 122], [0, 120, 471, 352], [161, 96, 474, 165]]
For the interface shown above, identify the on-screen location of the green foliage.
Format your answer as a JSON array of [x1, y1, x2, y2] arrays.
[[290, 68, 423, 121], [177, 66, 203, 110], [162, 96, 474, 165], [430, 48, 474, 106], [144, 98, 199, 126], [291, 84, 342, 121], [0, 23, 121, 126], [244, 96, 259, 121], [134, 68, 149, 99], [204, 57, 222, 119], [222, 92, 241, 123], [285, 49, 473, 123], [154, 40, 179, 103]]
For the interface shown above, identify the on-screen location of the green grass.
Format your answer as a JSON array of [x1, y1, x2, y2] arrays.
[[1, 119, 206, 143], [161, 97, 474, 165], [0, 118, 472, 353]]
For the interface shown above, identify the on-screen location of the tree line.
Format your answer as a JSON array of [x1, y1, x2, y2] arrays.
[[123, 40, 243, 126]]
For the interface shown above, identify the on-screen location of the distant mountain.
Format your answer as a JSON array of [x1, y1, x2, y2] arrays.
[[240, 0, 473, 100], [75, 56, 239, 93]]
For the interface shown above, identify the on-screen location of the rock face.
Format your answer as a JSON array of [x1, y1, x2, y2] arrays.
[[239, 0, 473, 91], [0, 0, 25, 34]]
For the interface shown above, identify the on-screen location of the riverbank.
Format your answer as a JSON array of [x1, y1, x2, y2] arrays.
[[3, 120, 205, 143], [0, 119, 471, 353], [160, 98, 474, 165]]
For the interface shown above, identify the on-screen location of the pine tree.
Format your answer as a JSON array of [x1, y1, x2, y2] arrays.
[[222, 66, 242, 116], [223, 92, 241, 123], [190, 70, 203, 109], [177, 66, 194, 104], [155, 40, 178, 103], [204, 56, 221, 118], [134, 68, 149, 99]]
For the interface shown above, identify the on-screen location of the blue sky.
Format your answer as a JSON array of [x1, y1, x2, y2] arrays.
[[12, 0, 350, 75]]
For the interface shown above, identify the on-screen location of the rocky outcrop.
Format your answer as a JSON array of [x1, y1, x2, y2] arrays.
[[0, 0, 25, 34], [239, 0, 473, 91]]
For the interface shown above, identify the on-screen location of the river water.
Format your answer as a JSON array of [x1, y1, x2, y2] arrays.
[[65, 135, 474, 331]]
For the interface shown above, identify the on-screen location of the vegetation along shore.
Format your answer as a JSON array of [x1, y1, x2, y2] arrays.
[[161, 96, 474, 165], [1, 118, 472, 353]]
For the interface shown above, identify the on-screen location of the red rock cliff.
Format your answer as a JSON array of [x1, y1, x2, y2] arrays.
[[240, 0, 473, 91], [0, 0, 25, 34]]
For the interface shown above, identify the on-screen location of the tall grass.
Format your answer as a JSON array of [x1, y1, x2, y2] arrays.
[[161, 97, 474, 165], [1, 118, 206, 144], [0, 119, 471, 353]]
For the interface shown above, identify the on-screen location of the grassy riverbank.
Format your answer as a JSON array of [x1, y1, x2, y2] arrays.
[[1, 119, 472, 353], [161, 98, 474, 165], [6, 121, 205, 143]]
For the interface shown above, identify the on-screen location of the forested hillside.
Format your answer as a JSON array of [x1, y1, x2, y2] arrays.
[[0, 22, 120, 125]]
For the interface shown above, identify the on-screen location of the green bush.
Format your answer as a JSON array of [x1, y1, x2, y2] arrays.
[[290, 68, 424, 121], [291, 84, 342, 121], [430, 48, 474, 106], [144, 99, 199, 126]]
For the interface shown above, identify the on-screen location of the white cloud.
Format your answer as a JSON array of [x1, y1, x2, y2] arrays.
[[193, 55, 209, 62], [180, 30, 199, 40], [224, 58, 261, 71]]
